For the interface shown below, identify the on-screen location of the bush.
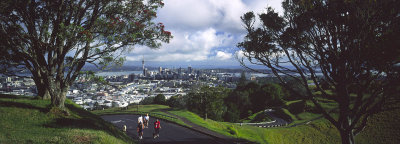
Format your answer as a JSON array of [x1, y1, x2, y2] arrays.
[[167, 95, 186, 109], [154, 94, 166, 105], [287, 100, 306, 115], [140, 97, 154, 105]]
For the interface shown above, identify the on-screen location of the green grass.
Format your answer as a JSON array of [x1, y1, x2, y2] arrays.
[[285, 100, 302, 105], [241, 110, 273, 123], [283, 99, 337, 126], [92, 104, 170, 115], [87, 101, 400, 144], [168, 106, 400, 144], [0, 94, 134, 144], [355, 104, 400, 144], [169, 110, 235, 137], [92, 104, 189, 127], [169, 109, 340, 143]]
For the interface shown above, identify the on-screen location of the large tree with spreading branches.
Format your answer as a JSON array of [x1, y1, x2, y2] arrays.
[[238, 0, 400, 143], [0, 0, 172, 109]]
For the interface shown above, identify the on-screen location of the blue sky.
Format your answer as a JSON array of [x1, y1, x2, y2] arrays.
[[124, 0, 283, 68]]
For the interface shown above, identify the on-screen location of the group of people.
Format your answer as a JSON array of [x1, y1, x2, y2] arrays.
[[136, 114, 161, 140]]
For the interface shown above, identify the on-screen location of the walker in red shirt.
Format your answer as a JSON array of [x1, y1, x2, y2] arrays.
[[153, 119, 161, 139]]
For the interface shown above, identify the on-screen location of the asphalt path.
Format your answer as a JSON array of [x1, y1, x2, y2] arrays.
[[245, 110, 289, 127], [101, 115, 223, 144], [264, 111, 289, 126]]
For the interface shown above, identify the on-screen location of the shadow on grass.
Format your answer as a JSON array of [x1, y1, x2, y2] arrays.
[[0, 94, 34, 99], [43, 103, 132, 142], [0, 100, 48, 113]]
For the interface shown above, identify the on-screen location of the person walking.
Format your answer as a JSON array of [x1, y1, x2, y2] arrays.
[[137, 121, 144, 139], [153, 119, 161, 139], [144, 113, 150, 128], [138, 115, 143, 124], [123, 125, 127, 133]]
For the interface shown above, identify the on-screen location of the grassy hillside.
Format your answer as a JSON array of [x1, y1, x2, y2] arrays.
[[168, 109, 340, 143], [169, 108, 400, 144], [241, 110, 273, 123], [0, 94, 134, 144], [355, 105, 400, 144]]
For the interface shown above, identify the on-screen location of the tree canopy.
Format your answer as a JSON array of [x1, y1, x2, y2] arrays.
[[154, 94, 166, 105], [0, 0, 172, 109], [238, 0, 400, 143]]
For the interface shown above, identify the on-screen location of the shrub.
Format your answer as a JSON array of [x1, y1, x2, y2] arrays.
[[227, 125, 238, 136]]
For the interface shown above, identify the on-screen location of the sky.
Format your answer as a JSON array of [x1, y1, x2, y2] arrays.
[[124, 0, 284, 68]]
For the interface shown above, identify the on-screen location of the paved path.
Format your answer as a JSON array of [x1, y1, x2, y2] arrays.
[[101, 115, 225, 144], [247, 111, 290, 127]]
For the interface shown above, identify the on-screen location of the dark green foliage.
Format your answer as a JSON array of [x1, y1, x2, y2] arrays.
[[166, 95, 186, 109], [224, 82, 288, 122], [186, 86, 229, 121], [140, 97, 154, 105], [154, 94, 166, 105], [287, 100, 306, 115], [225, 90, 251, 119], [252, 83, 285, 111], [223, 103, 241, 122]]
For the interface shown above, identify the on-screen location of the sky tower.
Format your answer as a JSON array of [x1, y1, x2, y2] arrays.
[[142, 56, 145, 76]]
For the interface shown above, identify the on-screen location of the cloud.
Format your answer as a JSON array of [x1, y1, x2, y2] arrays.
[[215, 51, 232, 60], [123, 0, 284, 67], [126, 28, 235, 62]]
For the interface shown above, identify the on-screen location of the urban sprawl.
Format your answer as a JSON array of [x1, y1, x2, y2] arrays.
[[0, 66, 264, 111]]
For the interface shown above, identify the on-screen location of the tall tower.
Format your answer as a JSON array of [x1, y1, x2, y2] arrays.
[[142, 56, 145, 76]]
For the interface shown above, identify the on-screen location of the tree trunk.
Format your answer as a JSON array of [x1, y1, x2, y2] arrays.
[[37, 84, 51, 100], [339, 129, 355, 144], [31, 74, 51, 100], [50, 86, 69, 110]]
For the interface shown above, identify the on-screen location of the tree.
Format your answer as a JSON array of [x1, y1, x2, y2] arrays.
[[225, 90, 251, 119], [186, 86, 229, 121], [0, 0, 172, 109], [79, 71, 108, 85], [238, 0, 400, 144], [154, 94, 166, 105], [167, 94, 186, 109], [140, 96, 154, 105]]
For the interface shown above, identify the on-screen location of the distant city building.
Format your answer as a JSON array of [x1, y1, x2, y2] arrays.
[[128, 73, 135, 82], [142, 56, 145, 76], [188, 66, 192, 74], [144, 68, 148, 77], [6, 77, 12, 83], [159, 67, 162, 74], [178, 67, 182, 74]]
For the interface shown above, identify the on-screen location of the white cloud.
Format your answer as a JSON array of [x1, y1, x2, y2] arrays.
[[123, 0, 284, 67], [215, 51, 232, 60], [126, 28, 235, 62]]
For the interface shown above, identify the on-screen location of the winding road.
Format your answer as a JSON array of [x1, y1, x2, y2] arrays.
[[242, 109, 290, 128], [101, 115, 225, 144]]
